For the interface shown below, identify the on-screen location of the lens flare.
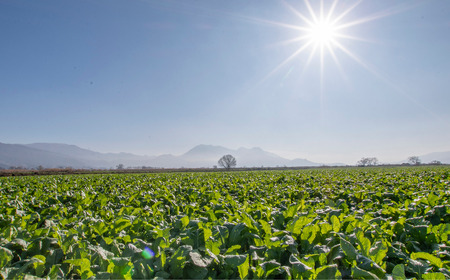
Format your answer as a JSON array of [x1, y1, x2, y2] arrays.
[[142, 247, 155, 259]]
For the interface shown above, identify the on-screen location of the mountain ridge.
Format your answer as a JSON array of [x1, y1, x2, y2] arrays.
[[3, 142, 447, 169], [0, 142, 325, 169]]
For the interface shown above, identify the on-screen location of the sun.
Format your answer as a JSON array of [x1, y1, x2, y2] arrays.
[[307, 18, 338, 47], [286, 0, 359, 70], [253, 0, 366, 85], [244, 0, 406, 93]]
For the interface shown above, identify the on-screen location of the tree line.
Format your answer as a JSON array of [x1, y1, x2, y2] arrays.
[[357, 156, 442, 166]]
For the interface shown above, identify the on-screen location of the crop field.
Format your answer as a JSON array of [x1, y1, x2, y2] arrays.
[[0, 167, 449, 279]]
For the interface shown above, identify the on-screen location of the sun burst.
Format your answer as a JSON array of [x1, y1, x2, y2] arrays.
[[251, 0, 369, 87], [236, 0, 414, 103], [286, 0, 360, 77], [307, 17, 338, 47]]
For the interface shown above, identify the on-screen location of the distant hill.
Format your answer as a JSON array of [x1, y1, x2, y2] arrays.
[[182, 144, 233, 163], [0, 142, 328, 169], [413, 151, 450, 164], [0, 142, 86, 169], [179, 145, 323, 168], [25, 143, 154, 168]]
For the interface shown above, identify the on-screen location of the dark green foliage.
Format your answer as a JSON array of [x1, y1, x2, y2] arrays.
[[0, 167, 449, 279]]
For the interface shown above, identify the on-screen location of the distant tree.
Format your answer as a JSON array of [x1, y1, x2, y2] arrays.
[[357, 157, 378, 167], [429, 160, 442, 165], [116, 164, 124, 170], [370, 157, 379, 166], [408, 156, 421, 165], [218, 155, 236, 169]]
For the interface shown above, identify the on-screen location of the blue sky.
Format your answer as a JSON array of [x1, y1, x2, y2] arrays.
[[1, 0, 449, 164]]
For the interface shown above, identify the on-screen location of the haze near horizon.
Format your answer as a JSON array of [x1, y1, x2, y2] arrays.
[[1, 0, 449, 165]]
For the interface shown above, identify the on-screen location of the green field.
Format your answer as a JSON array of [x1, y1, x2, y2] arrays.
[[1, 167, 449, 279]]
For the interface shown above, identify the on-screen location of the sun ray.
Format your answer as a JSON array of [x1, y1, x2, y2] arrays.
[[257, 40, 315, 87], [282, 1, 315, 27], [304, 0, 319, 24], [332, 39, 379, 77], [333, 33, 378, 44], [336, 2, 421, 30], [300, 41, 320, 79], [330, 0, 362, 26], [326, 42, 349, 82], [226, 11, 310, 32], [331, 40, 444, 121], [326, 0, 339, 22], [267, 34, 312, 49]]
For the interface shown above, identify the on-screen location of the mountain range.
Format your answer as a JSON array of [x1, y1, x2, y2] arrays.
[[1, 142, 448, 170], [0, 143, 324, 169]]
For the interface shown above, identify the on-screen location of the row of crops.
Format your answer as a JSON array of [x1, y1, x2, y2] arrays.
[[0, 166, 449, 279]]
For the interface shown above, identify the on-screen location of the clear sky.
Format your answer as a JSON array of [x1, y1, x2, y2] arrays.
[[1, 0, 449, 164]]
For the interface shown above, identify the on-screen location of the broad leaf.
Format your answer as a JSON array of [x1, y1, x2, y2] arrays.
[[392, 264, 406, 280], [411, 252, 443, 268], [340, 238, 357, 261]]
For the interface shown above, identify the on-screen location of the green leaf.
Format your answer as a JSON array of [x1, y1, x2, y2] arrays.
[[205, 239, 220, 255], [224, 254, 247, 268], [189, 251, 210, 268], [410, 225, 428, 242], [180, 215, 190, 228], [111, 257, 131, 267], [427, 192, 439, 207], [237, 254, 249, 279], [340, 238, 357, 261], [319, 223, 333, 235], [411, 252, 443, 268], [369, 240, 388, 264], [315, 264, 340, 280], [88, 245, 114, 261], [331, 215, 340, 232], [284, 204, 299, 219], [356, 254, 386, 279], [64, 258, 93, 279], [186, 265, 208, 279], [260, 260, 281, 276], [356, 231, 371, 257], [7, 257, 44, 279], [114, 218, 132, 233], [352, 266, 380, 280], [406, 258, 427, 277], [259, 219, 272, 236], [31, 255, 46, 277], [225, 245, 241, 254], [206, 248, 220, 264], [133, 261, 154, 279], [64, 258, 90, 268], [229, 223, 247, 246], [0, 247, 13, 269], [203, 227, 212, 242], [154, 251, 166, 271], [392, 264, 406, 280], [301, 225, 319, 244], [241, 212, 257, 230], [422, 272, 447, 280], [48, 264, 65, 279], [169, 246, 191, 279], [92, 221, 108, 235], [288, 216, 311, 236], [289, 254, 312, 274]]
